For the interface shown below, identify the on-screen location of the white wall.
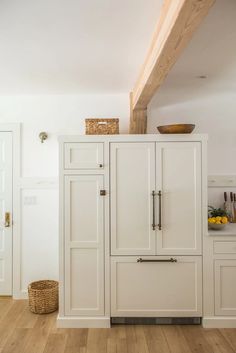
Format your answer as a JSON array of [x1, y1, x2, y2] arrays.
[[2, 90, 235, 296], [148, 91, 236, 208], [0, 94, 129, 176], [0, 93, 129, 297]]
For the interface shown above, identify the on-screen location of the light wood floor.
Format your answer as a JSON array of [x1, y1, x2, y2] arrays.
[[0, 298, 236, 353]]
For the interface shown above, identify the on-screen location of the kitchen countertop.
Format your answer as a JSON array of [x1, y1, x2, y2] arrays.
[[208, 223, 236, 236]]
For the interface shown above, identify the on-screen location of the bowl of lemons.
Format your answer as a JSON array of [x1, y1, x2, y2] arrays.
[[208, 206, 228, 230]]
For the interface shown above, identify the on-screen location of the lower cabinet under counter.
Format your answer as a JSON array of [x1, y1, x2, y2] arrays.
[[203, 234, 236, 328], [215, 259, 236, 316], [111, 256, 202, 317]]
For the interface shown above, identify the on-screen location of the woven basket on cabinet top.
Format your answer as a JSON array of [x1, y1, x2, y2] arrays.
[[85, 118, 119, 135], [28, 280, 59, 314]]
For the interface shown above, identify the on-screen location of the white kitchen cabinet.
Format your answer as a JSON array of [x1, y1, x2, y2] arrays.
[[59, 134, 207, 328], [111, 256, 202, 317], [64, 175, 104, 316], [65, 142, 104, 169], [156, 142, 202, 255], [203, 229, 236, 328], [110, 142, 156, 255], [215, 259, 236, 316]]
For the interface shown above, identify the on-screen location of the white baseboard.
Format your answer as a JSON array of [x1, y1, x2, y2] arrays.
[[202, 316, 236, 328], [13, 290, 28, 300], [57, 315, 111, 328]]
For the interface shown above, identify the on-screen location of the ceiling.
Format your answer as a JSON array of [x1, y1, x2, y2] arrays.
[[0, 0, 163, 95], [152, 0, 236, 107]]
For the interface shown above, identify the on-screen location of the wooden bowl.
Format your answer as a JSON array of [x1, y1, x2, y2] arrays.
[[157, 124, 195, 134]]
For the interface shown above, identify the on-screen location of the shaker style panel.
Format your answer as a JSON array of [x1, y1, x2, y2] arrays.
[[69, 248, 102, 315], [156, 142, 202, 255], [110, 143, 156, 255], [64, 142, 104, 169], [64, 175, 104, 316], [111, 256, 202, 317], [214, 241, 236, 255], [215, 259, 236, 316]]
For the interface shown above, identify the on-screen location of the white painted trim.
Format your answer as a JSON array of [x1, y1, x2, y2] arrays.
[[58, 134, 208, 143], [17, 289, 27, 299], [19, 177, 58, 189], [59, 142, 65, 316], [57, 315, 111, 328], [202, 317, 236, 328]]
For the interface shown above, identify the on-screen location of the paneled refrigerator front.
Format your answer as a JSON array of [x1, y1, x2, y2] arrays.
[[58, 135, 206, 328], [110, 141, 202, 317]]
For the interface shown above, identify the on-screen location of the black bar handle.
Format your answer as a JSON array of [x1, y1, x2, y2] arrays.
[[158, 190, 162, 230], [152, 191, 156, 230], [137, 258, 177, 263]]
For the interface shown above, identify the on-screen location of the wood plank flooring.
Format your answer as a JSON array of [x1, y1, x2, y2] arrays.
[[0, 298, 236, 353]]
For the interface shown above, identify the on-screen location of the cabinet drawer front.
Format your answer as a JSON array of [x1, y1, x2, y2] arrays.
[[214, 241, 236, 254], [215, 259, 236, 316], [64, 143, 103, 169], [111, 256, 202, 317]]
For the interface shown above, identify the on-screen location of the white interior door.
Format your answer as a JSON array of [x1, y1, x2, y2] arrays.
[[110, 143, 155, 255], [0, 132, 12, 295], [156, 142, 202, 255]]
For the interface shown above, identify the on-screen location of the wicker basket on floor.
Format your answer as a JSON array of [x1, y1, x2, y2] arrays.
[[28, 280, 59, 314], [85, 118, 119, 135]]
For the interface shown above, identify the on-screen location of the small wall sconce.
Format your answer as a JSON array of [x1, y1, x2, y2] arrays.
[[39, 132, 48, 143]]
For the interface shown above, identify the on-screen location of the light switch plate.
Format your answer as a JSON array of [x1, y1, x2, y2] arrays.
[[23, 196, 37, 205]]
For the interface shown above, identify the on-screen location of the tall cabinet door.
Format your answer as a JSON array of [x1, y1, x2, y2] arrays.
[[156, 142, 202, 255], [64, 175, 104, 316], [110, 143, 155, 255]]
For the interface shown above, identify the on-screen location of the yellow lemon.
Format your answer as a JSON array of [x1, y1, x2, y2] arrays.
[[215, 216, 222, 222], [215, 221, 221, 224], [208, 218, 215, 223], [221, 217, 228, 224]]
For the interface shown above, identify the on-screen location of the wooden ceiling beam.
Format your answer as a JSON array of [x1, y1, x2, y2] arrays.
[[129, 0, 215, 134]]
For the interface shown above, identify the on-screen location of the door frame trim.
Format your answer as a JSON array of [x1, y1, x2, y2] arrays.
[[0, 123, 21, 298]]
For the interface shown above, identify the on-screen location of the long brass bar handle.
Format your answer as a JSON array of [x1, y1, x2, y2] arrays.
[[152, 191, 156, 230], [137, 258, 177, 263], [158, 190, 162, 230]]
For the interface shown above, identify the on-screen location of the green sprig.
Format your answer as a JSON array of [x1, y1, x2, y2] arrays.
[[208, 206, 228, 218]]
